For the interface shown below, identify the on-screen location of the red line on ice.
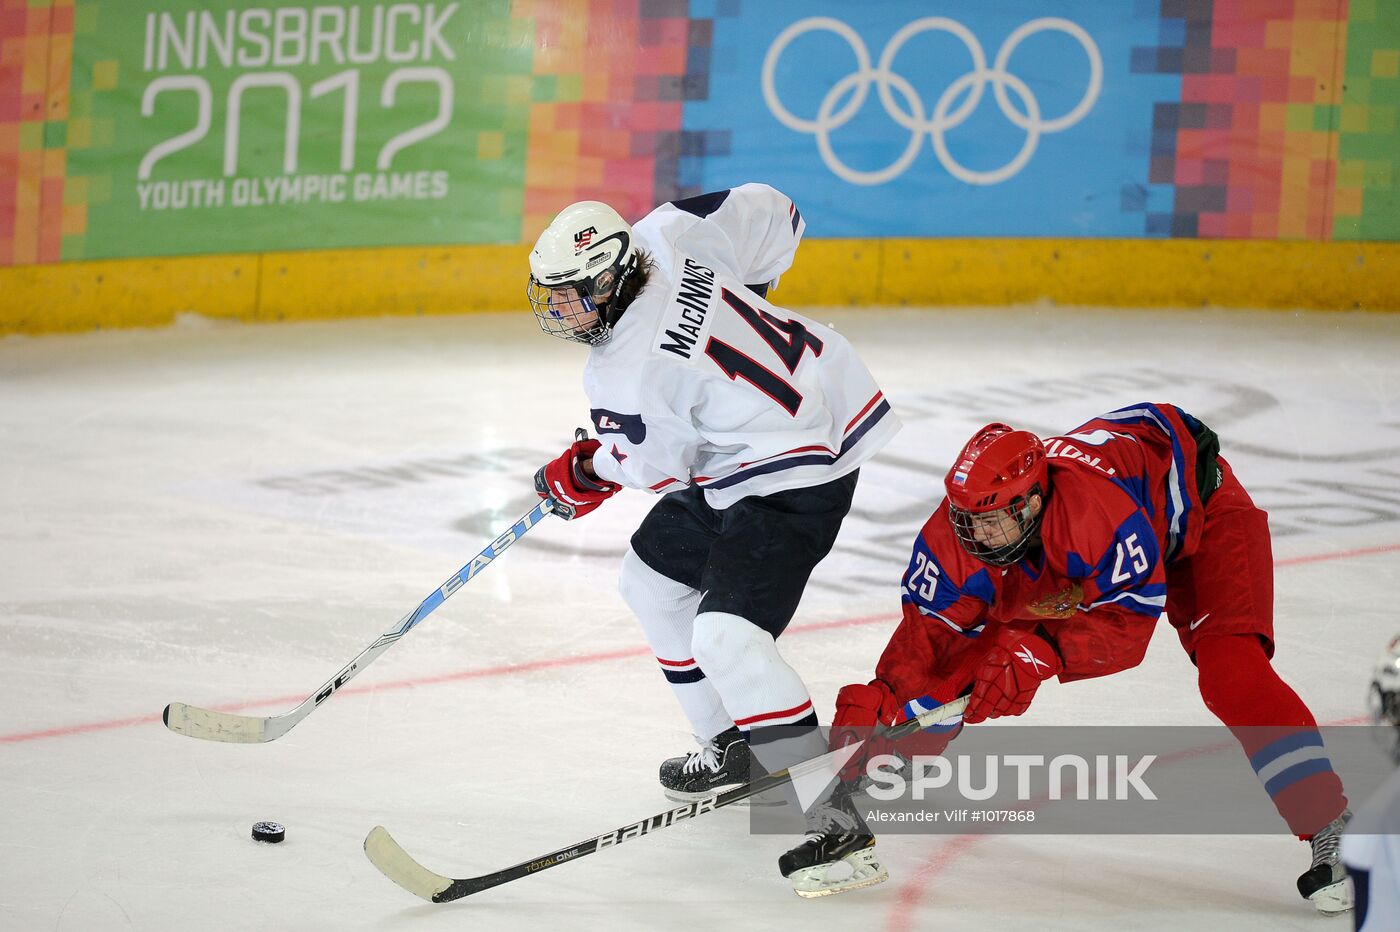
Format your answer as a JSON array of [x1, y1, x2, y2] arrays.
[[1276, 541, 1400, 567], [0, 613, 894, 745], [883, 712, 1371, 932], [3, 541, 1395, 746]]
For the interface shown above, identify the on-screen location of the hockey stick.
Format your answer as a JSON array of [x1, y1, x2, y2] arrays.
[[162, 497, 557, 743], [363, 694, 971, 903]]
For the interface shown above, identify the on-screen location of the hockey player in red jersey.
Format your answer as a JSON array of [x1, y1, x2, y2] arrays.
[[792, 403, 1352, 911]]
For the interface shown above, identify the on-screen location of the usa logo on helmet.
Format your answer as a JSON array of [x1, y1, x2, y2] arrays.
[[573, 226, 598, 253]]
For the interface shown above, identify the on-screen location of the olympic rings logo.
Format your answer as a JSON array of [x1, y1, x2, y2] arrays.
[[761, 17, 1103, 186]]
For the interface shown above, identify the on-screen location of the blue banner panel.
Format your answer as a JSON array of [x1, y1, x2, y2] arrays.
[[686, 0, 1180, 237]]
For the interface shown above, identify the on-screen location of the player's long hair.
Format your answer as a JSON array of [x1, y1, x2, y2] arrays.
[[609, 249, 655, 321]]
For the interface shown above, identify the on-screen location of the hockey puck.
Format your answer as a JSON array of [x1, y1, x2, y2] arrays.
[[251, 821, 286, 844]]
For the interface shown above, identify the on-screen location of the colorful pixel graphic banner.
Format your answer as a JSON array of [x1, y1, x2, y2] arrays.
[[1, 0, 1396, 266], [1132, 0, 1398, 240]]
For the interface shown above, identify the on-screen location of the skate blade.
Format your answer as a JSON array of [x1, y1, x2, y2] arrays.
[[1308, 878, 1353, 915], [661, 785, 783, 807], [790, 849, 889, 898]]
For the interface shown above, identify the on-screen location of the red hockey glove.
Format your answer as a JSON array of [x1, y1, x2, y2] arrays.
[[830, 681, 901, 782], [534, 437, 620, 520], [964, 629, 1063, 724]]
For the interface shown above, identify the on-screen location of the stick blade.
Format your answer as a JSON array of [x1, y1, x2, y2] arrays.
[[364, 826, 454, 902], [162, 702, 271, 743]]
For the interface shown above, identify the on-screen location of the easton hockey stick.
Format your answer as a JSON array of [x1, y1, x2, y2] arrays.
[[364, 694, 971, 903], [162, 497, 557, 743]]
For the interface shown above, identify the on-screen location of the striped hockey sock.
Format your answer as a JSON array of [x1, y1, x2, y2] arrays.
[[1195, 633, 1348, 836]]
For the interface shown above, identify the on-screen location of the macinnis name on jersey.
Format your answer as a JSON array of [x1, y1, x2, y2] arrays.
[[656, 257, 717, 360]]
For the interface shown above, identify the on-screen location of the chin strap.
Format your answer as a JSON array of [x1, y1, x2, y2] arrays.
[[601, 254, 642, 323]]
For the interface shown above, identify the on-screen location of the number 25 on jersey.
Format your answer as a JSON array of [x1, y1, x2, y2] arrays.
[[1111, 532, 1149, 584]]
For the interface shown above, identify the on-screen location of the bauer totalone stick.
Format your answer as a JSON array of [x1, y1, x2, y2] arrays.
[[363, 695, 971, 903]]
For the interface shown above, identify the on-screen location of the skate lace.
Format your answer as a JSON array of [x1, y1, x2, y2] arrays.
[[1309, 810, 1350, 869], [804, 799, 860, 841], [682, 742, 721, 775]]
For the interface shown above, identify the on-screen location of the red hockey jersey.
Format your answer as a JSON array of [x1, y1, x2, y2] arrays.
[[878, 403, 1220, 706]]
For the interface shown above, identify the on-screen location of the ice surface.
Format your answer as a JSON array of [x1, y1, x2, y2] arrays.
[[1, 306, 1397, 930]]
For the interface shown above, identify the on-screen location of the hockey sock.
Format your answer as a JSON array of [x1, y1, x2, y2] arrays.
[[1195, 633, 1348, 836], [619, 548, 734, 741], [691, 611, 828, 789]]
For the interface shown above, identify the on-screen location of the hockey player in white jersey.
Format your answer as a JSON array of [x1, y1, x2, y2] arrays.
[[1343, 634, 1400, 931], [527, 184, 900, 891]]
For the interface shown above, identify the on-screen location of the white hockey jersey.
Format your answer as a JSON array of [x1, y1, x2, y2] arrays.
[[583, 184, 900, 509], [1343, 767, 1400, 931]]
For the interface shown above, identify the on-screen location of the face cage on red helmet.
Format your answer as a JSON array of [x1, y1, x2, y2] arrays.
[[946, 484, 1044, 567]]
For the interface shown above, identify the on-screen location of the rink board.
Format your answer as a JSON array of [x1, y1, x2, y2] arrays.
[[4, 238, 1400, 335]]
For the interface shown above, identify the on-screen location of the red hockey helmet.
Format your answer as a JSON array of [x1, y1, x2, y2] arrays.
[[944, 423, 1048, 566]]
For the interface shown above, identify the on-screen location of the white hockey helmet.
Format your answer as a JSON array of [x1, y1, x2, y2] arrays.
[[527, 200, 637, 346], [1369, 633, 1400, 764]]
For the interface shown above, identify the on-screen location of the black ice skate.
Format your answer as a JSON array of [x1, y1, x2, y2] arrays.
[[778, 784, 887, 897], [1297, 808, 1353, 914], [658, 726, 753, 802]]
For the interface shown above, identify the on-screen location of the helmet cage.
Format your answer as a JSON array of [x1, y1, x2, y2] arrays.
[[526, 256, 632, 347], [947, 483, 1045, 566]]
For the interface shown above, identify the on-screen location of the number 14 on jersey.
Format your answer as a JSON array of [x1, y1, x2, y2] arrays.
[[704, 289, 824, 416]]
